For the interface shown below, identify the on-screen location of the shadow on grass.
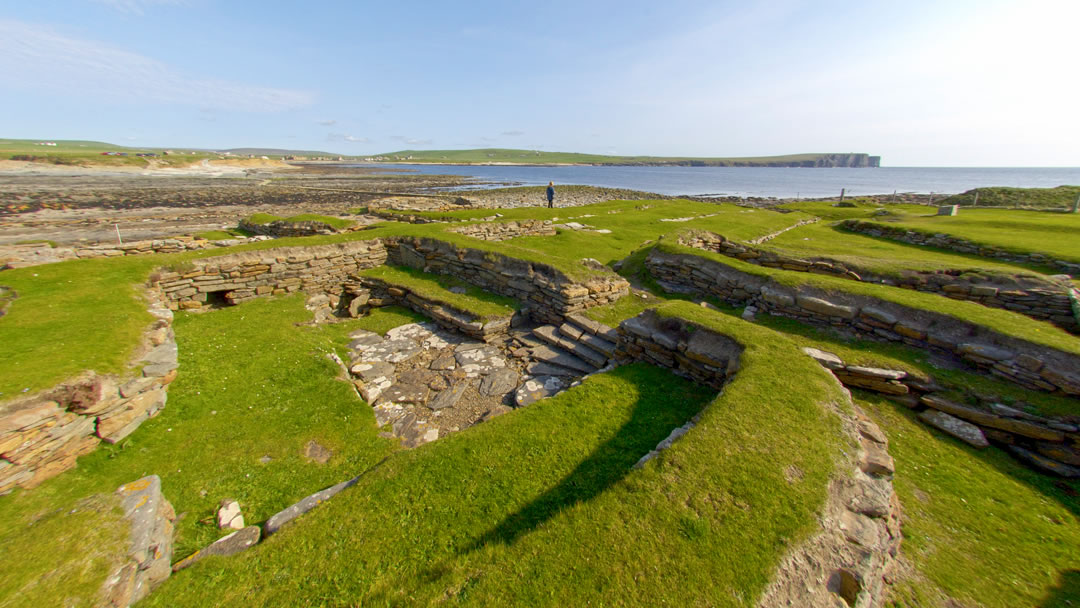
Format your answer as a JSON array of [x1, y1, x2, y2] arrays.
[[462, 370, 708, 552], [1041, 570, 1080, 608]]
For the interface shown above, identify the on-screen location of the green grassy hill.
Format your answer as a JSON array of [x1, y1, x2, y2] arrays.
[[940, 185, 1080, 209], [375, 148, 880, 167]]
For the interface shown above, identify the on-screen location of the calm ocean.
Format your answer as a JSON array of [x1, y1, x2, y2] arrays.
[[365, 164, 1080, 199]]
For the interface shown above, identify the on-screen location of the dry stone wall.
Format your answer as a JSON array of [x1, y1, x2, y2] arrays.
[[349, 275, 513, 342], [680, 230, 1078, 330], [646, 247, 1080, 398], [1, 237, 267, 269], [157, 240, 387, 310], [237, 218, 340, 237], [803, 347, 1080, 478], [0, 292, 177, 494], [448, 220, 557, 241], [387, 236, 629, 324], [842, 219, 1080, 275], [614, 310, 742, 390]]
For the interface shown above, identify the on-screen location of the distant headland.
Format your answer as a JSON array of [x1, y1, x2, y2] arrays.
[[369, 149, 882, 168]]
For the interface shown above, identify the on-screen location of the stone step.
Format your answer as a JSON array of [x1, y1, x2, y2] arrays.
[[532, 325, 609, 368], [529, 344, 597, 375], [565, 312, 620, 343]]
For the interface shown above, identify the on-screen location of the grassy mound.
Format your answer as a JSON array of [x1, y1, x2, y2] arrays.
[[858, 393, 1080, 607], [357, 264, 519, 320], [941, 185, 1080, 209], [656, 237, 1080, 357], [142, 301, 845, 606], [857, 208, 1080, 265]]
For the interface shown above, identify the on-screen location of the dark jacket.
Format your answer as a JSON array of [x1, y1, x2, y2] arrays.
[[546, 186, 555, 201]]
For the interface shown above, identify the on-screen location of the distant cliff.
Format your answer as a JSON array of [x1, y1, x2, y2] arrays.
[[374, 149, 882, 168], [605, 153, 881, 168]]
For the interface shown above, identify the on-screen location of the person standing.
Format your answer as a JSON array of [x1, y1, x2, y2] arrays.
[[546, 181, 555, 209]]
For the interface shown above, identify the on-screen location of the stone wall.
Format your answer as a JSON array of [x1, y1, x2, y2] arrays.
[[157, 240, 388, 310], [237, 219, 339, 238], [102, 475, 176, 607], [680, 230, 1078, 330], [613, 309, 742, 390], [803, 347, 1080, 478], [1, 237, 266, 269], [448, 220, 557, 241], [156, 237, 627, 324], [0, 292, 178, 494], [350, 275, 513, 342], [842, 219, 1080, 275], [387, 236, 630, 324], [646, 246, 1080, 398]]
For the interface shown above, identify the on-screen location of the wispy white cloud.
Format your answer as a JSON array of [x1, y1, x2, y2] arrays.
[[327, 133, 370, 144], [90, 0, 187, 15], [390, 135, 433, 145], [318, 119, 337, 126], [0, 20, 315, 111], [501, 130, 524, 137]]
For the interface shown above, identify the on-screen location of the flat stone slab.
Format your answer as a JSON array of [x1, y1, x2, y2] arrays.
[[173, 526, 260, 571], [264, 475, 361, 537], [429, 384, 468, 410], [529, 345, 595, 374], [375, 382, 429, 406], [515, 376, 567, 407], [349, 361, 396, 382], [918, 410, 989, 448], [358, 338, 422, 364], [802, 347, 844, 370], [480, 368, 520, 396], [526, 361, 580, 377], [347, 330, 383, 350], [429, 353, 457, 370]]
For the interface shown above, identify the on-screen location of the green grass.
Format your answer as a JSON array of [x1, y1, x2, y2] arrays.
[[0, 492, 128, 608], [140, 301, 845, 606], [657, 237, 1080, 357], [778, 199, 932, 221], [940, 185, 1080, 210], [860, 208, 1080, 265], [243, 213, 284, 225], [194, 230, 249, 241], [0, 139, 219, 168], [760, 221, 1058, 278], [857, 393, 1080, 607], [0, 258, 156, 400], [12, 240, 58, 248], [0, 296, 408, 569], [375, 147, 873, 167], [357, 264, 519, 320]]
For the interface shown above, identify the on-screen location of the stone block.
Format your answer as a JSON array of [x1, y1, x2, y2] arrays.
[[795, 295, 857, 319]]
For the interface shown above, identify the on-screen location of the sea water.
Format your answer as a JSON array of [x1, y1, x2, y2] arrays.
[[362, 164, 1080, 199]]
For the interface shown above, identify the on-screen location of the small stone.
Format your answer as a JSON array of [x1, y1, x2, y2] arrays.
[[302, 440, 332, 464], [918, 410, 989, 448], [217, 500, 244, 530], [429, 384, 468, 410], [481, 405, 513, 422], [801, 347, 844, 370], [429, 353, 457, 370]]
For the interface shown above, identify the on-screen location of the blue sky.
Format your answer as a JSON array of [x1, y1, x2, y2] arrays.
[[2, 0, 1077, 166]]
